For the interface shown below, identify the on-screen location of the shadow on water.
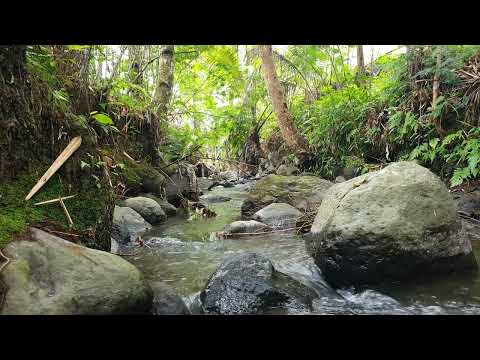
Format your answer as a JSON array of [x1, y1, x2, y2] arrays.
[[126, 181, 480, 315]]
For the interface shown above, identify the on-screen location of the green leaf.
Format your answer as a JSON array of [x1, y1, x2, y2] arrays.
[[429, 138, 439, 149], [67, 45, 89, 51], [91, 113, 113, 125]]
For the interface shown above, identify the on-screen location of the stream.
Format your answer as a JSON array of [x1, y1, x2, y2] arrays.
[[126, 181, 480, 315]]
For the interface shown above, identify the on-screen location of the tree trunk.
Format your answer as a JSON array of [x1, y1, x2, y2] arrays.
[[431, 46, 447, 137], [148, 45, 175, 166], [356, 45, 366, 79], [259, 45, 310, 156]]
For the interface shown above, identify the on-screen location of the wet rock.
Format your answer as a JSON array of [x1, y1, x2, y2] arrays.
[[224, 220, 272, 235], [112, 206, 152, 245], [252, 203, 303, 229], [276, 164, 299, 176], [195, 162, 214, 178], [218, 170, 239, 182], [185, 292, 204, 314], [164, 162, 199, 206], [138, 193, 178, 216], [199, 194, 231, 204], [0, 228, 152, 315], [200, 252, 318, 314], [197, 177, 214, 192], [454, 190, 480, 219], [241, 174, 333, 219], [306, 161, 478, 288], [124, 197, 167, 224], [150, 282, 190, 315]]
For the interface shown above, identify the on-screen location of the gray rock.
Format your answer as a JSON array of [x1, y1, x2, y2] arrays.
[[138, 193, 177, 216], [150, 282, 190, 315], [164, 163, 199, 205], [218, 170, 239, 181], [276, 164, 299, 176], [197, 178, 214, 192], [124, 197, 166, 224], [200, 252, 319, 314], [142, 174, 166, 195], [306, 161, 478, 288], [241, 174, 333, 219], [199, 194, 231, 203], [224, 220, 272, 235], [335, 176, 346, 183], [0, 228, 152, 315], [252, 203, 303, 229], [112, 206, 152, 245]]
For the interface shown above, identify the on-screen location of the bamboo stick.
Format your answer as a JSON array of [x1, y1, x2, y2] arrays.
[[59, 197, 74, 227], [25, 136, 82, 201], [34, 195, 77, 206]]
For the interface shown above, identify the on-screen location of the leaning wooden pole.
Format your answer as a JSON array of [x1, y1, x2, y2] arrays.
[[25, 136, 82, 201]]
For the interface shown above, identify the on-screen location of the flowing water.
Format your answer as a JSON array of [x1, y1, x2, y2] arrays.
[[126, 181, 480, 315]]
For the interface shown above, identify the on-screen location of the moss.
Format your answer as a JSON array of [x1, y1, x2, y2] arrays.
[[0, 162, 113, 250]]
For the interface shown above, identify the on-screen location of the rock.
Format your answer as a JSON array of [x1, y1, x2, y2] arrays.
[[124, 197, 167, 224], [197, 178, 214, 192], [335, 176, 346, 183], [200, 252, 318, 314], [195, 162, 213, 178], [142, 174, 166, 195], [112, 206, 152, 245], [185, 292, 204, 314], [199, 194, 231, 203], [276, 164, 299, 176], [241, 174, 333, 219], [138, 193, 177, 216], [0, 228, 153, 315], [218, 170, 239, 182], [224, 220, 272, 235], [454, 190, 480, 219], [340, 166, 361, 180], [164, 162, 199, 206], [306, 161, 478, 288], [252, 203, 303, 229], [150, 282, 190, 315]]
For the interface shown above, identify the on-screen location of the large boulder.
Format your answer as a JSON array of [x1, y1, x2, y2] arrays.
[[306, 161, 478, 288], [224, 220, 272, 235], [138, 193, 177, 216], [454, 190, 480, 241], [112, 206, 152, 245], [164, 162, 199, 206], [0, 228, 153, 315], [218, 170, 239, 182], [142, 173, 166, 195], [252, 203, 303, 229], [199, 252, 319, 314], [195, 162, 214, 178], [241, 174, 333, 219], [150, 282, 190, 315], [124, 196, 167, 224]]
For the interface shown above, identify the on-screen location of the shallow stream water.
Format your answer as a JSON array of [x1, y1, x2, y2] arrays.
[[126, 181, 480, 315]]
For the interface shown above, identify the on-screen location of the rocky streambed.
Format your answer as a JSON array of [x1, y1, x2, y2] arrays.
[[2, 162, 480, 315]]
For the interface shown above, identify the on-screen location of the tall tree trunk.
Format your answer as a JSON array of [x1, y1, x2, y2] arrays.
[[431, 46, 447, 137], [357, 45, 366, 74], [259, 45, 310, 156], [148, 45, 175, 166]]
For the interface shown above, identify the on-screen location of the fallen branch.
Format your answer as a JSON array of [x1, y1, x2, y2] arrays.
[[0, 249, 10, 274], [45, 229, 80, 237], [59, 197, 74, 228], [123, 151, 137, 163], [25, 136, 82, 201]]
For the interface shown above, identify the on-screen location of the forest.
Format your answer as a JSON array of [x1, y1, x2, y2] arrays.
[[1, 45, 480, 315]]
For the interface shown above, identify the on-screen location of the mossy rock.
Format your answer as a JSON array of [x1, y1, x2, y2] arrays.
[[241, 174, 333, 219], [0, 162, 114, 251]]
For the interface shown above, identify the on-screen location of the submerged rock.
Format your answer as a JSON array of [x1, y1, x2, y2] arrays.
[[224, 220, 272, 235], [112, 206, 152, 245], [252, 203, 303, 229], [241, 174, 333, 219], [199, 194, 232, 203], [0, 228, 152, 315], [150, 282, 190, 315], [306, 161, 478, 288], [124, 196, 167, 224], [200, 252, 319, 314]]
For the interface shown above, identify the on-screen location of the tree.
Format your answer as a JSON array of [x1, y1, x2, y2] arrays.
[[259, 45, 310, 156], [147, 45, 175, 166]]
